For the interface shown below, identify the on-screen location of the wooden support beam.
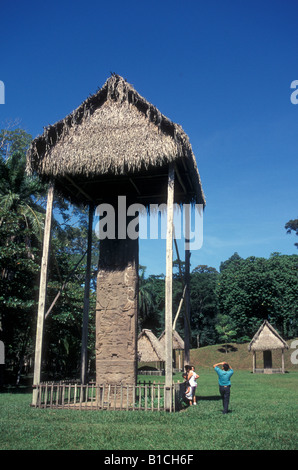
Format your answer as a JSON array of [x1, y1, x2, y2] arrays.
[[173, 233, 191, 340], [184, 203, 191, 366], [281, 348, 285, 374], [165, 163, 174, 411], [174, 163, 187, 195], [129, 177, 141, 196], [172, 285, 187, 331], [64, 175, 93, 202], [45, 249, 88, 320], [80, 204, 94, 384], [32, 183, 54, 406]]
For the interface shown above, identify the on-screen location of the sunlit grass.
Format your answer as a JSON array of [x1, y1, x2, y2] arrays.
[[0, 371, 297, 450]]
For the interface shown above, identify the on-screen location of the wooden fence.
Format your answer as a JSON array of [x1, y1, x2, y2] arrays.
[[138, 370, 164, 376], [138, 369, 182, 376], [253, 368, 285, 374], [32, 381, 184, 412]]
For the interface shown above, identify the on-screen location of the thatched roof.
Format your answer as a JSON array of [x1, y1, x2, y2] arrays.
[[248, 320, 289, 352], [137, 329, 165, 362], [26, 74, 205, 207], [159, 330, 184, 350]]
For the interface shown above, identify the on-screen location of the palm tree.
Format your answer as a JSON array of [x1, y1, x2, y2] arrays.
[[0, 129, 46, 253], [0, 128, 47, 383]]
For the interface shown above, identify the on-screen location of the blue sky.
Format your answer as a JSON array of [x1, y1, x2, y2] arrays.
[[1, 0, 297, 275]]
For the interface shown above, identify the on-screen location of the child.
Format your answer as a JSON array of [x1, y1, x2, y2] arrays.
[[188, 365, 199, 405], [182, 371, 192, 403]]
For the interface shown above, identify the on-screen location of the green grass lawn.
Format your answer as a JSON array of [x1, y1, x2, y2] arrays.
[[0, 370, 297, 450]]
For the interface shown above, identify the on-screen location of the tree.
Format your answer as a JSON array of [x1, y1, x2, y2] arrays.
[[0, 128, 47, 383], [219, 252, 242, 272], [215, 314, 237, 353], [0, 127, 99, 382], [43, 209, 98, 379], [0, 128, 46, 244], [138, 268, 165, 336], [138, 266, 155, 330], [265, 253, 298, 338], [216, 253, 298, 341], [285, 219, 298, 248], [189, 265, 219, 347]]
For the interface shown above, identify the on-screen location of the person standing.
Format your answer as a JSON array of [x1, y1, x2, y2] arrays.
[[213, 361, 234, 414], [182, 370, 192, 403], [184, 365, 199, 406], [189, 365, 199, 405]]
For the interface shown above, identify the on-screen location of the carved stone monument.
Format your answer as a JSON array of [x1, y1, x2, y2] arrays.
[[96, 226, 139, 385]]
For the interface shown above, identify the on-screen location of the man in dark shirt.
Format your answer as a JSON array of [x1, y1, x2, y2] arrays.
[[213, 361, 234, 414]]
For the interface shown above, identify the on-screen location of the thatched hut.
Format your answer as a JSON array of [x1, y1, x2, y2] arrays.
[[137, 329, 165, 370], [26, 74, 205, 406], [26, 74, 205, 207], [248, 320, 289, 373], [159, 330, 185, 371]]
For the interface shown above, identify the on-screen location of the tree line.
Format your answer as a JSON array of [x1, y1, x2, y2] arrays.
[[0, 128, 297, 383], [140, 252, 298, 348]]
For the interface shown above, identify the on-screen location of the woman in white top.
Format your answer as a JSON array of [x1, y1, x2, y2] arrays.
[[186, 365, 199, 406]]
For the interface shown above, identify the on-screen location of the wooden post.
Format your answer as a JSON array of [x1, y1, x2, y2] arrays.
[[165, 163, 174, 411], [253, 351, 256, 373], [281, 348, 285, 373], [184, 203, 191, 366], [80, 203, 94, 385], [32, 183, 54, 406]]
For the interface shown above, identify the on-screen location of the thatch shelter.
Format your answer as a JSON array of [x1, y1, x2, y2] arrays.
[[26, 74, 205, 207], [137, 329, 165, 370], [248, 320, 289, 373], [26, 74, 205, 408], [159, 330, 185, 371]]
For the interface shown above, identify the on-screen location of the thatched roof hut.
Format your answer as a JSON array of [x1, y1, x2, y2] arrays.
[[159, 330, 184, 371], [137, 329, 165, 363], [26, 74, 205, 208], [159, 330, 184, 350], [248, 320, 288, 352], [248, 320, 289, 373]]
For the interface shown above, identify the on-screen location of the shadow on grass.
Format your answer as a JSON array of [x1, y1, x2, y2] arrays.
[[196, 395, 221, 401], [217, 344, 238, 353], [0, 385, 32, 394]]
